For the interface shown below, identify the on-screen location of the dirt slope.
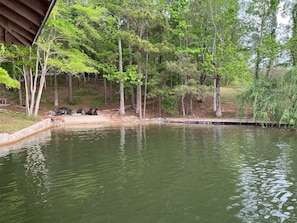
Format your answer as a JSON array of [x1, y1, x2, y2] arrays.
[[1, 81, 251, 122]]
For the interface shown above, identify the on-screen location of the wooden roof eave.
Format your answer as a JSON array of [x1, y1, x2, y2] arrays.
[[33, 0, 57, 45], [0, 0, 57, 47]]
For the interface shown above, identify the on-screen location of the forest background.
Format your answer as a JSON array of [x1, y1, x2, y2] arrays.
[[1, 0, 297, 126]]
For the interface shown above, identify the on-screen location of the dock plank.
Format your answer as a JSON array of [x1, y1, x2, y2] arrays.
[[165, 118, 279, 127]]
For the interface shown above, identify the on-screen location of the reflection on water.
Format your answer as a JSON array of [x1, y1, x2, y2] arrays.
[[228, 134, 297, 222], [1, 125, 297, 222], [0, 129, 51, 157]]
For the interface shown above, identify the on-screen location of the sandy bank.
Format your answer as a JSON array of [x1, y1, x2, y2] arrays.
[[50, 111, 141, 126]]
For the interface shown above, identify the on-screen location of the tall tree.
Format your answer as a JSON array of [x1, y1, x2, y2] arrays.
[[195, 0, 244, 117], [98, 0, 130, 115], [290, 3, 297, 65], [244, 0, 281, 79], [47, 1, 99, 105]]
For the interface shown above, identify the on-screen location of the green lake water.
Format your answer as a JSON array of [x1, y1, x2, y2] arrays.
[[1, 124, 297, 222]]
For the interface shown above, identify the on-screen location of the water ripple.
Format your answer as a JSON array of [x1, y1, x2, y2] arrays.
[[228, 146, 297, 223], [2, 125, 297, 222]]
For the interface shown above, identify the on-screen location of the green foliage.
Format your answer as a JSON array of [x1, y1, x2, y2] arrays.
[[279, 68, 297, 125], [104, 65, 142, 86], [238, 68, 297, 126], [68, 97, 82, 105], [4, 0, 293, 119], [43, 1, 101, 75], [201, 53, 216, 73], [219, 49, 251, 85], [162, 94, 179, 117], [75, 88, 97, 96], [120, 30, 159, 53], [50, 48, 98, 75], [0, 67, 20, 89], [245, 0, 281, 78], [238, 78, 281, 122], [91, 95, 105, 108], [0, 45, 21, 89], [125, 65, 143, 85]]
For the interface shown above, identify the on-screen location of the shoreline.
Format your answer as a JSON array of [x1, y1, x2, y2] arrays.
[[0, 118, 51, 146], [0, 112, 286, 148], [0, 113, 159, 147]]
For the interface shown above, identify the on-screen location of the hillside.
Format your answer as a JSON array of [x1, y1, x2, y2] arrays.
[[0, 76, 251, 132]]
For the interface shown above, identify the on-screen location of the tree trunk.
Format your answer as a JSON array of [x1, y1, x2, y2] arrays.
[[34, 45, 50, 116], [118, 18, 125, 115], [254, 51, 261, 80], [266, 4, 278, 79], [143, 51, 149, 119], [137, 83, 142, 120], [68, 73, 73, 103], [23, 65, 36, 116], [118, 38, 125, 115], [94, 73, 99, 90], [185, 93, 193, 115], [215, 74, 222, 117], [127, 19, 135, 110], [109, 81, 112, 103], [18, 76, 23, 106], [34, 70, 46, 116], [189, 93, 193, 115], [119, 79, 125, 115], [266, 58, 274, 79], [54, 71, 59, 107], [213, 77, 217, 112], [22, 45, 51, 117], [101, 41, 108, 105], [158, 95, 162, 116], [136, 48, 142, 120], [292, 4, 297, 66], [23, 66, 31, 116], [103, 77, 107, 105], [181, 95, 185, 116], [118, 36, 125, 115], [212, 32, 217, 113], [30, 66, 38, 116], [255, 17, 265, 80], [131, 86, 135, 109]]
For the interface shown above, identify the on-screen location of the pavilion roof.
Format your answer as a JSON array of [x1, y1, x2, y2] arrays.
[[0, 0, 57, 46]]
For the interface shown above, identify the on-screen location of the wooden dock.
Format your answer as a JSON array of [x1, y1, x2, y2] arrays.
[[165, 118, 280, 127]]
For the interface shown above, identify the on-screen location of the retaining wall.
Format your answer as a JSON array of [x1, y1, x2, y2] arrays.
[[0, 118, 51, 146]]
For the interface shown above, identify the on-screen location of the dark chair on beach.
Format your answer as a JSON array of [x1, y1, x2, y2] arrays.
[[55, 107, 72, 115], [86, 108, 93, 115], [76, 108, 83, 114]]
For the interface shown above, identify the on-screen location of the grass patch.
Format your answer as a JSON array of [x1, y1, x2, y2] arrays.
[[0, 111, 40, 134], [68, 97, 82, 105], [75, 88, 98, 97], [91, 95, 105, 108], [221, 87, 244, 105]]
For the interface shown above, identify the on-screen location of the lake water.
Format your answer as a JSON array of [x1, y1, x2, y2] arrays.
[[1, 124, 297, 223]]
